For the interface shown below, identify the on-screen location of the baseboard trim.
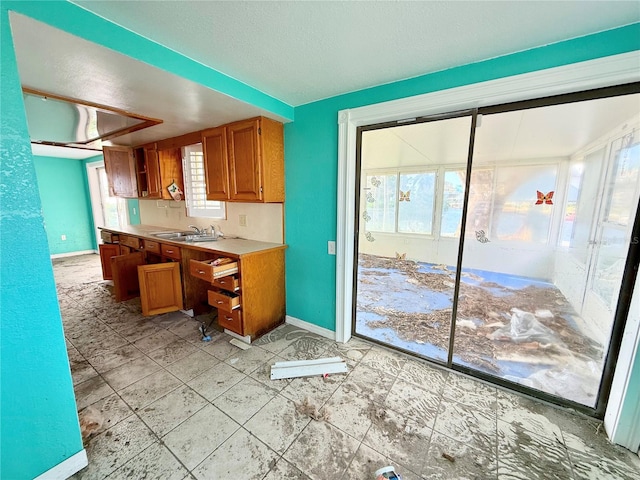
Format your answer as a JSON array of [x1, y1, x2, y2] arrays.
[[50, 250, 97, 259], [34, 449, 87, 480], [285, 315, 336, 341]]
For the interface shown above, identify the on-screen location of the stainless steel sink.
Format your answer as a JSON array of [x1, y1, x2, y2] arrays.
[[150, 231, 217, 242], [150, 231, 194, 239]]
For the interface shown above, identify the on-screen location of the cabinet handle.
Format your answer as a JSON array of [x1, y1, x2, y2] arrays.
[[166, 250, 174, 253], [216, 301, 224, 305], [197, 270, 205, 275], [224, 316, 232, 321], [219, 280, 226, 284]]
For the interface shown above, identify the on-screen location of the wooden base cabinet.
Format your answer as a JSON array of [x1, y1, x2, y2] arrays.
[[190, 247, 285, 341]]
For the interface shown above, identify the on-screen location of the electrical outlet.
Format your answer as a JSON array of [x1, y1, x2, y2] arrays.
[[239, 214, 247, 227], [328, 240, 336, 255], [61, 234, 67, 241], [133, 207, 137, 215]]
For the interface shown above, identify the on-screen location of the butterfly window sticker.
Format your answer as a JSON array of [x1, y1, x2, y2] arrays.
[[536, 190, 554, 205], [475, 230, 490, 243], [399, 190, 411, 202]]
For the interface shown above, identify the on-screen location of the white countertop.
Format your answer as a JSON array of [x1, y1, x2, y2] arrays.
[[100, 225, 287, 257]]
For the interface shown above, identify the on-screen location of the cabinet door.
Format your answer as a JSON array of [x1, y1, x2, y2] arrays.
[[202, 126, 230, 200], [144, 146, 162, 198], [103, 146, 138, 198], [112, 251, 145, 302], [158, 148, 184, 200], [138, 262, 183, 316], [227, 119, 262, 201], [99, 243, 121, 280]]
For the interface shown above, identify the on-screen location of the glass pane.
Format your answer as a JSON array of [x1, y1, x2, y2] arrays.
[[355, 116, 472, 363], [455, 94, 640, 408], [398, 172, 435, 234], [441, 170, 464, 237], [492, 164, 557, 243], [364, 174, 396, 232]]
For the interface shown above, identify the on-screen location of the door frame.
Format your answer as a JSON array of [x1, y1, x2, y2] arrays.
[[335, 52, 640, 430]]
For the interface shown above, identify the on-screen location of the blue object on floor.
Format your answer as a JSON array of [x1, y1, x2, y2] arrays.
[[202, 335, 211, 342]]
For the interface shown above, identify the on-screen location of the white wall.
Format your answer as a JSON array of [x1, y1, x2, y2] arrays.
[[138, 200, 284, 244]]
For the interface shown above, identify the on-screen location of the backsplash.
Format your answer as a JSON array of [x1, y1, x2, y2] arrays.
[[138, 200, 284, 244]]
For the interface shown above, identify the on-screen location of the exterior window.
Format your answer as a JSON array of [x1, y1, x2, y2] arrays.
[[182, 143, 226, 219], [364, 171, 436, 235], [491, 164, 557, 243], [397, 172, 435, 234]]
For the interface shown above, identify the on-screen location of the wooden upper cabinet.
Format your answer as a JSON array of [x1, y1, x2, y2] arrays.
[[158, 148, 184, 200], [144, 145, 162, 198], [202, 126, 229, 201], [134, 143, 182, 200], [103, 146, 138, 198], [228, 119, 262, 201], [226, 116, 284, 203]]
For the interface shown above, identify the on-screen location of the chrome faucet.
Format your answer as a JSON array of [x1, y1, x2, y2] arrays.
[[188, 225, 203, 235]]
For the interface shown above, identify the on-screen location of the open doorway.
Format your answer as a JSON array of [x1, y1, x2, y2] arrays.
[[353, 87, 640, 412], [86, 160, 128, 247]]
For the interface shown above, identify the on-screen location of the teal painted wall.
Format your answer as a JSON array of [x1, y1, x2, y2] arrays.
[[284, 23, 640, 332], [33, 155, 95, 255], [0, 5, 83, 479]]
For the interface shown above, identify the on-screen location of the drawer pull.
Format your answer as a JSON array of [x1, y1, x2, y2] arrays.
[[166, 249, 174, 253], [219, 280, 226, 284], [224, 316, 233, 321], [197, 270, 205, 275], [216, 300, 224, 304]]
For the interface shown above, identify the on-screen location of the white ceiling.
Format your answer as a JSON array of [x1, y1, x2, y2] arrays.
[[73, 0, 640, 106], [8, 1, 640, 158]]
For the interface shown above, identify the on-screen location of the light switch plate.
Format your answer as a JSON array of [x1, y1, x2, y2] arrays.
[[328, 241, 336, 255]]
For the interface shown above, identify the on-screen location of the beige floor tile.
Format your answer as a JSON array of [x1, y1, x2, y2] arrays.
[[192, 428, 278, 480], [187, 362, 245, 401], [138, 385, 208, 437], [119, 369, 182, 411], [105, 442, 189, 480], [283, 420, 359, 480], [164, 404, 240, 471], [245, 394, 311, 455], [76, 415, 155, 480], [74, 375, 115, 410], [165, 349, 220, 383], [102, 355, 161, 391], [215, 376, 280, 424], [224, 345, 275, 374], [148, 337, 199, 367], [86, 344, 145, 374]]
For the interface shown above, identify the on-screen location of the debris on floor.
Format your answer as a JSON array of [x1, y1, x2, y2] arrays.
[[357, 253, 605, 405], [295, 396, 330, 422], [441, 452, 456, 462], [79, 406, 104, 443], [270, 356, 348, 380]]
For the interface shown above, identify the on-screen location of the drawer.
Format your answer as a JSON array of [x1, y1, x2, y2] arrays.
[[120, 235, 142, 250], [208, 289, 241, 311], [100, 230, 119, 244], [217, 308, 243, 335], [161, 243, 181, 260], [190, 258, 239, 283], [213, 275, 240, 292], [143, 239, 161, 255]]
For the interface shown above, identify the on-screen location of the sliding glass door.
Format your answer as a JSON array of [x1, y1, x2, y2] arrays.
[[353, 87, 640, 413], [354, 113, 473, 363]]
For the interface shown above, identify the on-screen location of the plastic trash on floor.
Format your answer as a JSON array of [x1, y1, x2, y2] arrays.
[[488, 308, 562, 345]]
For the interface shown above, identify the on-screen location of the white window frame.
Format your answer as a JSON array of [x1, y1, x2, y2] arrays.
[[182, 143, 226, 219]]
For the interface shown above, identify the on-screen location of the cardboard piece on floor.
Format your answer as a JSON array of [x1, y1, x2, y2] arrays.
[[270, 357, 348, 380]]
